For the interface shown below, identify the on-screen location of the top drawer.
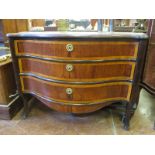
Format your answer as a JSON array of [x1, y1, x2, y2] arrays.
[[14, 40, 139, 60]]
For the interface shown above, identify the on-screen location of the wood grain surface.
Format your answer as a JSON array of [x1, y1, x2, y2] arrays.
[[20, 76, 132, 103], [15, 40, 139, 60], [18, 58, 136, 82]]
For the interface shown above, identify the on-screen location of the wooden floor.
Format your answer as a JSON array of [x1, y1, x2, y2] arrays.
[[0, 89, 155, 135]]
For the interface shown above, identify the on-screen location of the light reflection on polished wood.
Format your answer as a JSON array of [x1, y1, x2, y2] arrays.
[[18, 58, 136, 82], [14, 40, 139, 60], [20, 76, 132, 103]]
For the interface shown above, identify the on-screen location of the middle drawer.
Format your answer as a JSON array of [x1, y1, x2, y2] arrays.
[[18, 58, 136, 82]]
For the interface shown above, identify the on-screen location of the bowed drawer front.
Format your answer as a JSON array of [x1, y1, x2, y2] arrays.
[[18, 58, 136, 82], [15, 40, 139, 60], [8, 31, 148, 128], [11, 37, 145, 113], [20, 76, 132, 104]]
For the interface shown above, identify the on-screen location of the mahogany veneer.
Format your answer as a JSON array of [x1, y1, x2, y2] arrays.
[[20, 76, 131, 103], [8, 32, 148, 130], [15, 40, 138, 60], [18, 58, 135, 81]]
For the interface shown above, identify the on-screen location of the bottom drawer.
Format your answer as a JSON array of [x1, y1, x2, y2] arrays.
[[35, 95, 115, 114], [20, 76, 132, 104]]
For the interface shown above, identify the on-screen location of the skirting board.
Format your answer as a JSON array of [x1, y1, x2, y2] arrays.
[[0, 96, 23, 120]]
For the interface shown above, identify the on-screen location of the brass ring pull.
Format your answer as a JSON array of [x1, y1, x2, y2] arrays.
[[66, 44, 74, 52], [66, 88, 73, 95], [66, 64, 73, 72]]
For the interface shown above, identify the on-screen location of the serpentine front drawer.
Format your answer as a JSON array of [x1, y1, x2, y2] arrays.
[[18, 58, 136, 82], [20, 76, 132, 104], [14, 40, 139, 60], [8, 31, 148, 127]]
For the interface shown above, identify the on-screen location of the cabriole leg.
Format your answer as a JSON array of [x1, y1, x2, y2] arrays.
[[121, 101, 137, 130], [21, 95, 29, 119], [21, 95, 36, 119], [121, 113, 130, 130]]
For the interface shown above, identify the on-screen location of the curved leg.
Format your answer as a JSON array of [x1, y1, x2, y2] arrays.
[[23, 100, 29, 119], [121, 101, 137, 130], [21, 95, 29, 119], [109, 101, 131, 130], [121, 113, 130, 130], [21, 95, 35, 119]]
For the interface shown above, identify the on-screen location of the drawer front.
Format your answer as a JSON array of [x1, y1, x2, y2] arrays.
[[69, 62, 135, 81], [20, 76, 132, 103], [18, 58, 69, 80], [36, 95, 115, 113], [15, 40, 139, 60], [18, 58, 136, 82]]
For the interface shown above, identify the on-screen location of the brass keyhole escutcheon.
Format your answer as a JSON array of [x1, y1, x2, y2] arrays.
[[66, 64, 73, 72], [66, 88, 73, 95], [66, 44, 74, 52]]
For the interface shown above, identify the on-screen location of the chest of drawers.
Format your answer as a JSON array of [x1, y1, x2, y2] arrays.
[[8, 32, 148, 130]]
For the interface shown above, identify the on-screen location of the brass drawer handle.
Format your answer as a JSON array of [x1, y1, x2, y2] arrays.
[[66, 64, 73, 72], [66, 44, 73, 52], [66, 88, 73, 95]]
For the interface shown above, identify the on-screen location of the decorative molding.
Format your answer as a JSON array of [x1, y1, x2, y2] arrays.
[[17, 54, 137, 63], [19, 72, 133, 85]]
